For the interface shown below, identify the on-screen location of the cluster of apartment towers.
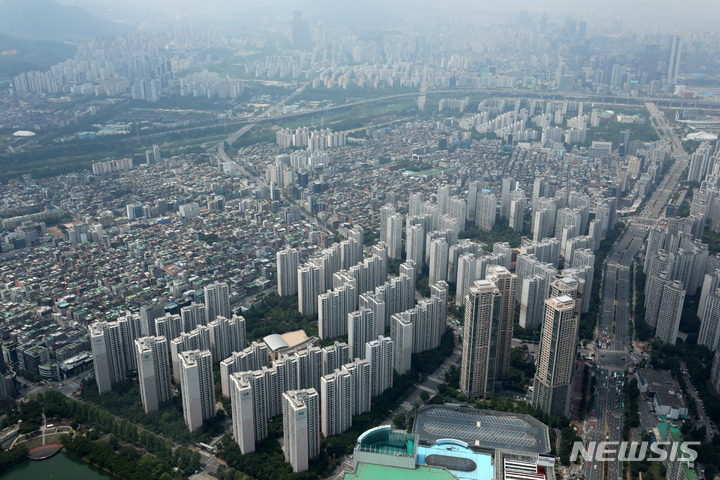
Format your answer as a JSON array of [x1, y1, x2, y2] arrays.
[[271, 178, 607, 467], [90, 176, 610, 472]]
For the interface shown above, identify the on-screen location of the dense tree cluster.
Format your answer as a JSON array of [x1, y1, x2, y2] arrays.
[[0, 445, 28, 472], [242, 292, 318, 340], [80, 377, 225, 444], [411, 328, 455, 376]]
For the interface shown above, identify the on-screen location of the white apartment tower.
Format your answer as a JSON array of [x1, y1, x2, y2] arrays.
[[387, 213, 404, 260], [298, 263, 321, 316], [230, 371, 267, 455], [282, 389, 320, 473], [90, 321, 126, 394], [208, 314, 247, 363], [429, 238, 449, 285], [391, 314, 413, 375], [178, 350, 215, 432], [135, 336, 172, 413], [320, 369, 352, 438], [117, 313, 142, 372], [181, 303, 206, 331], [277, 248, 299, 297], [699, 289, 720, 351], [366, 335, 394, 397], [204, 282, 231, 323], [655, 281, 686, 345], [406, 223, 425, 268], [476, 191, 497, 231], [348, 308, 376, 360]]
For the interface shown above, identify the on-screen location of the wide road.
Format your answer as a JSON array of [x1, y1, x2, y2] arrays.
[[586, 102, 688, 480]]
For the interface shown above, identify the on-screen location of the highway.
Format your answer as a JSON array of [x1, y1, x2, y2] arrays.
[[118, 85, 720, 147]]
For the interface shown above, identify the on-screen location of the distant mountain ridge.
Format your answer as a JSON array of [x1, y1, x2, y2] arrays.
[[0, 0, 127, 42], [0, 33, 77, 80]]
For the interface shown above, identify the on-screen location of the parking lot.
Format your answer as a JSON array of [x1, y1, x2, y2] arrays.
[[413, 405, 551, 454]]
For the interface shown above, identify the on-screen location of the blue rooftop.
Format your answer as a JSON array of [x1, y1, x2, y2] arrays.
[[417, 440, 493, 480]]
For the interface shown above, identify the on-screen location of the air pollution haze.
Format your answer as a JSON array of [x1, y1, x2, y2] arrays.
[[0, 1, 719, 480]]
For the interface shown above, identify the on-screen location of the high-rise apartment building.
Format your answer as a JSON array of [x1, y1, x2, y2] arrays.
[[90, 321, 126, 394], [655, 281, 686, 345], [322, 341, 350, 376], [155, 313, 183, 344], [342, 358, 372, 416], [140, 302, 165, 337], [208, 314, 247, 363], [135, 336, 172, 413], [219, 341, 268, 397], [429, 238, 448, 285], [486, 266, 517, 381], [476, 191, 497, 231], [391, 314, 413, 375], [204, 282, 231, 323], [460, 280, 501, 398], [277, 248, 299, 297], [180, 303, 206, 331], [230, 371, 267, 455], [117, 313, 142, 372], [532, 296, 579, 417], [699, 289, 720, 351], [178, 350, 215, 432], [320, 369, 352, 438], [406, 223, 425, 268], [282, 388, 320, 473], [170, 325, 211, 382], [387, 213, 404, 260], [509, 189, 526, 233], [318, 283, 355, 340], [348, 308, 376, 360], [366, 336, 394, 398], [298, 263, 321, 316]]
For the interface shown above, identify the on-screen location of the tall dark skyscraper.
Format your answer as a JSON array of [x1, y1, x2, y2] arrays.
[[292, 11, 312, 51]]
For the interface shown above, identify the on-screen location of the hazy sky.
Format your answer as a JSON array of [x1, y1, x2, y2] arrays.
[[54, 0, 720, 31]]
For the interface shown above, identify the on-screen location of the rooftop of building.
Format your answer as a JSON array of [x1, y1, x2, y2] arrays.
[[344, 462, 457, 480], [640, 370, 686, 409], [417, 440, 493, 480], [356, 425, 418, 458], [413, 406, 551, 454]]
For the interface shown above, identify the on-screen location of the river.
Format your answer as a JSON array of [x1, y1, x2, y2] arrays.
[[1, 452, 116, 480]]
